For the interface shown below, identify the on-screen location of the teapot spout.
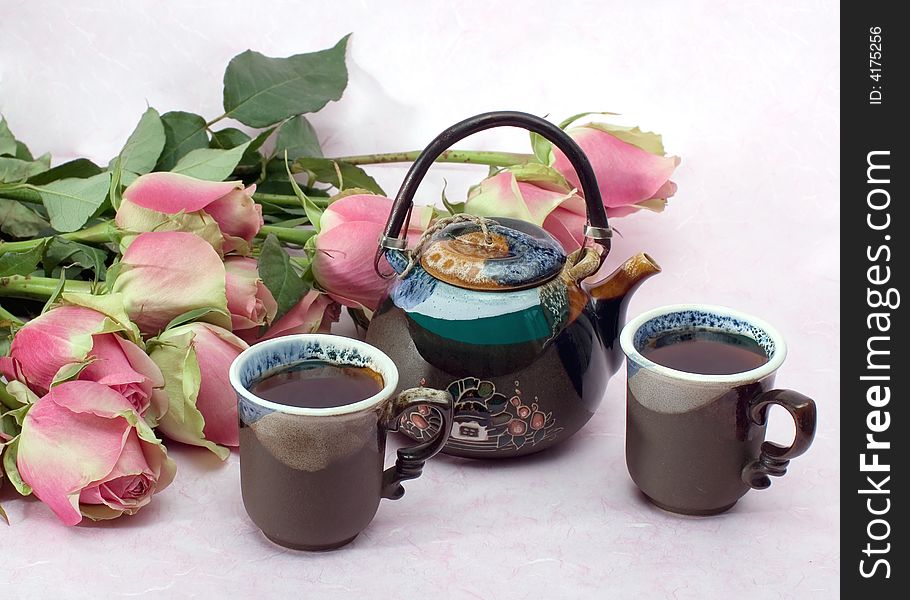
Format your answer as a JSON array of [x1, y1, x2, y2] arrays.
[[587, 253, 661, 374]]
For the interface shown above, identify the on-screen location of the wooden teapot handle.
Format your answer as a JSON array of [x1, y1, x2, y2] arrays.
[[375, 111, 612, 269]]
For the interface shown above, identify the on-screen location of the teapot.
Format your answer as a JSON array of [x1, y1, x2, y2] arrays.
[[365, 111, 660, 458]]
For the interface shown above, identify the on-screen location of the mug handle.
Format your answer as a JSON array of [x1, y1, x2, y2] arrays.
[[741, 389, 818, 489], [381, 387, 454, 500]]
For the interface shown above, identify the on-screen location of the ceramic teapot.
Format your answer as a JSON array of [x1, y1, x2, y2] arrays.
[[365, 111, 660, 458]]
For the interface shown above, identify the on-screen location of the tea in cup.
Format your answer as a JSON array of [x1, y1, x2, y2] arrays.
[[229, 334, 454, 550], [620, 304, 817, 515]]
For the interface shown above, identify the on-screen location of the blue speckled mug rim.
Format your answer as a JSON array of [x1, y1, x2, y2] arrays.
[[228, 334, 399, 416], [620, 304, 788, 384]]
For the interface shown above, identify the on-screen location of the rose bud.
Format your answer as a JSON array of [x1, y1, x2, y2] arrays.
[[16, 380, 176, 526], [224, 256, 278, 334], [112, 231, 231, 337], [312, 194, 433, 311], [237, 290, 340, 344], [465, 166, 591, 252], [550, 122, 680, 217], [148, 322, 247, 458], [116, 172, 263, 255], [0, 305, 164, 417]]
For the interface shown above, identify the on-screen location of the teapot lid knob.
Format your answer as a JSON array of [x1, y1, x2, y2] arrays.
[[418, 217, 565, 291]]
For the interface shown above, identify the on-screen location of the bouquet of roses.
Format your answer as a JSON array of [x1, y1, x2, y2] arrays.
[[0, 35, 679, 525]]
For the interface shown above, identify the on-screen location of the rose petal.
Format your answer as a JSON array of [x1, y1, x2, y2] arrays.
[[115, 199, 225, 255], [246, 291, 340, 343], [320, 194, 433, 234], [112, 231, 229, 336], [552, 127, 680, 208], [78, 334, 159, 416], [17, 382, 135, 525], [542, 206, 589, 252], [8, 306, 112, 393], [122, 172, 242, 214], [313, 221, 392, 311], [224, 256, 277, 331], [187, 324, 246, 447], [204, 185, 263, 254]]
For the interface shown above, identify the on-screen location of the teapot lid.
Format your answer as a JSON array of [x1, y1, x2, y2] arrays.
[[419, 217, 566, 291]]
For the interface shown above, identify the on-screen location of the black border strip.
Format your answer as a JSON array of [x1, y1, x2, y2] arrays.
[[841, 2, 905, 595]]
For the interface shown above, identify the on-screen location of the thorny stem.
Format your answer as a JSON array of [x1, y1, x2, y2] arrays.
[[321, 149, 535, 168]]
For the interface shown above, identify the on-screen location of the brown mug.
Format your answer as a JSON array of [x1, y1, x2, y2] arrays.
[[229, 334, 454, 550], [619, 305, 817, 515]]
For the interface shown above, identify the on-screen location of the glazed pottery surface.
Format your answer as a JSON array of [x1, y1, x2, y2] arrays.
[[367, 294, 608, 458], [620, 305, 818, 515], [230, 334, 453, 550], [366, 111, 660, 459]]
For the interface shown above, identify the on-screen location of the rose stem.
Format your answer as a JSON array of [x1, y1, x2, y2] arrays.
[[258, 226, 315, 246], [320, 150, 535, 167], [0, 275, 94, 301]]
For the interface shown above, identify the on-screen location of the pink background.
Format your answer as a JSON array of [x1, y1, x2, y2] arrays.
[[0, 1, 839, 598]]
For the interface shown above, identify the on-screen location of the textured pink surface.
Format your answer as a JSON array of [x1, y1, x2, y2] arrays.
[[0, 1, 839, 597]]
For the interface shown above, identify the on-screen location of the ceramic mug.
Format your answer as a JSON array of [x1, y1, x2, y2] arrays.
[[619, 305, 817, 515], [229, 334, 454, 550]]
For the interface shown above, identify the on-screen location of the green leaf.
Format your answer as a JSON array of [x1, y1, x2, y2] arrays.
[[170, 142, 250, 181], [0, 199, 49, 238], [248, 127, 277, 153], [440, 180, 465, 216], [222, 35, 350, 127], [42, 271, 68, 314], [118, 107, 166, 175], [156, 111, 210, 171], [258, 233, 306, 319], [164, 306, 232, 331], [14, 141, 33, 161], [557, 111, 620, 130], [275, 115, 322, 161], [210, 127, 251, 150], [0, 117, 17, 157], [43, 238, 108, 281], [0, 326, 12, 358], [293, 157, 384, 194], [0, 154, 51, 183], [2, 437, 32, 496], [211, 126, 274, 168], [529, 132, 552, 164], [0, 241, 46, 277], [253, 175, 329, 199], [27, 158, 102, 185], [121, 170, 139, 188], [284, 152, 323, 232], [108, 155, 123, 211], [34, 172, 112, 232]]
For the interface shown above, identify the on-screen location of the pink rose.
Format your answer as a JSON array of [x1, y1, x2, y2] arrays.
[[224, 256, 278, 334], [149, 322, 247, 457], [116, 172, 263, 255], [0, 305, 164, 416], [16, 380, 176, 526], [465, 167, 592, 252], [111, 231, 231, 336], [238, 290, 340, 344], [550, 123, 680, 216], [312, 194, 433, 311]]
